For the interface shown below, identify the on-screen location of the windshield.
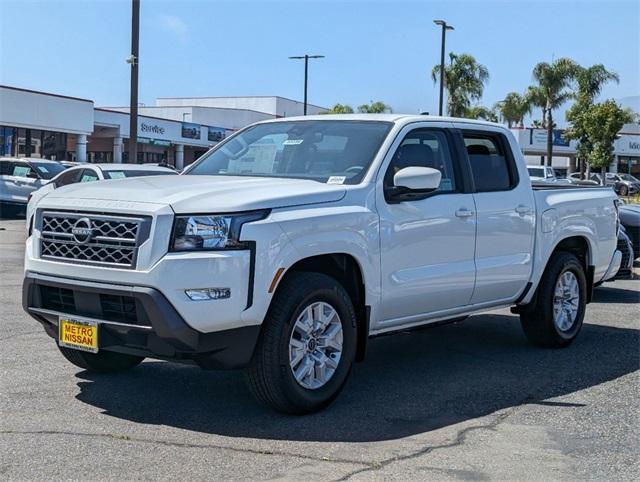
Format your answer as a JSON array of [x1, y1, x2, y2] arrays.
[[104, 170, 176, 179], [31, 162, 66, 180], [527, 167, 545, 178], [620, 173, 639, 182], [185, 120, 392, 184]]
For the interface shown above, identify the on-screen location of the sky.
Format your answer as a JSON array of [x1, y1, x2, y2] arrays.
[[1, 0, 639, 124]]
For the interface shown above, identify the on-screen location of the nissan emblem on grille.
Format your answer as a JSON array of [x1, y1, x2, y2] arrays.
[[39, 212, 149, 269], [71, 217, 93, 244]]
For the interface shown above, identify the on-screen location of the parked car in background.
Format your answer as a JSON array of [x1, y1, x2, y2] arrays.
[[0, 158, 66, 216], [606, 173, 640, 197], [614, 226, 634, 279], [526, 165, 571, 184], [618, 203, 640, 259], [23, 115, 621, 414], [568, 172, 615, 188], [26, 163, 177, 231]]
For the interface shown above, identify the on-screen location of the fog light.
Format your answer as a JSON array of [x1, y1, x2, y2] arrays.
[[185, 288, 231, 301]]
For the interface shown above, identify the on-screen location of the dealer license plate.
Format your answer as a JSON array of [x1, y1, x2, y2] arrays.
[[58, 317, 98, 353]]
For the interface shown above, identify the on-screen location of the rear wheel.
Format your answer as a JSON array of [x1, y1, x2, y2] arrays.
[[58, 345, 144, 373], [520, 252, 587, 348], [246, 272, 357, 414], [620, 185, 628, 197]]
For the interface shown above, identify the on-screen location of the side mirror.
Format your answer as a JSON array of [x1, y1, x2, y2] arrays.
[[386, 166, 441, 202]]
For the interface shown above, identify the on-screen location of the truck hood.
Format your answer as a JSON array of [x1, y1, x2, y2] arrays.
[[45, 175, 347, 213]]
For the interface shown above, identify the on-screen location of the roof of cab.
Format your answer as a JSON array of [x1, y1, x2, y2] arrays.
[[257, 113, 507, 130]]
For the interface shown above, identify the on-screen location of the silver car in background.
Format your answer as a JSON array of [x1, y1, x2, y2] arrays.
[[0, 158, 66, 216]]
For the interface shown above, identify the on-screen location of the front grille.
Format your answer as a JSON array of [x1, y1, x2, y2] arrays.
[[100, 294, 138, 324], [41, 285, 75, 312], [40, 212, 149, 268], [39, 285, 147, 326]]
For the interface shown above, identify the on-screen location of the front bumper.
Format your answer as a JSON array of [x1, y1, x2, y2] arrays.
[[23, 272, 260, 369]]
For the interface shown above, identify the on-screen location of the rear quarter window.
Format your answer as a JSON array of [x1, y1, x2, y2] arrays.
[[463, 132, 518, 192]]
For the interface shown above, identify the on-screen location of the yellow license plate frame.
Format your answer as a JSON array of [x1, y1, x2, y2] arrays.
[[58, 317, 98, 353]]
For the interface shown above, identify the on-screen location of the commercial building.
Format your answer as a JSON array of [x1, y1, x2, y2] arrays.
[[512, 126, 640, 176], [1, 87, 327, 169]]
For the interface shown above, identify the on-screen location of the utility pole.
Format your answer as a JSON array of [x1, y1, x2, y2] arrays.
[[433, 19, 454, 116], [289, 54, 324, 115], [127, 0, 140, 163]]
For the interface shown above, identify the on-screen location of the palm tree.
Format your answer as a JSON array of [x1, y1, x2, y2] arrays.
[[465, 105, 498, 122], [495, 92, 531, 128], [526, 86, 548, 128], [322, 103, 354, 114], [357, 101, 392, 113], [531, 58, 579, 166], [432, 53, 489, 117]]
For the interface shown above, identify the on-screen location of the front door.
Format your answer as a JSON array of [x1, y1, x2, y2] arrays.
[[376, 124, 477, 328]]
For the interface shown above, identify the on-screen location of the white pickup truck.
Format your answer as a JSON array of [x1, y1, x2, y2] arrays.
[[23, 115, 621, 414]]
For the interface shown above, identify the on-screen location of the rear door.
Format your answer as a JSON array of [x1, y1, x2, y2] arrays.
[[460, 128, 535, 304]]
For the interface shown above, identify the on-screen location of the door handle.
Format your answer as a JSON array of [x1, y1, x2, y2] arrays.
[[455, 208, 474, 218], [515, 204, 532, 215]]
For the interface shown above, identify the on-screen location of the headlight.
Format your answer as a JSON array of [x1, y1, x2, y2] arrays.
[[170, 210, 269, 252]]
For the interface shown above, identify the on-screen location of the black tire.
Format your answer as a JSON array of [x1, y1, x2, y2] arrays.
[[246, 272, 357, 414], [58, 345, 144, 373], [620, 185, 628, 197], [520, 252, 587, 348]]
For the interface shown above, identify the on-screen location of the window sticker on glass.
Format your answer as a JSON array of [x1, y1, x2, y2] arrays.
[[36, 166, 49, 173], [327, 176, 346, 185], [283, 139, 304, 145], [81, 174, 98, 183], [13, 166, 31, 177], [108, 171, 126, 179]]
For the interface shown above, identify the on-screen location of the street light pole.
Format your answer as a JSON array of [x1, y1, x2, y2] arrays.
[[289, 54, 324, 115], [433, 19, 454, 116], [127, 0, 140, 163]]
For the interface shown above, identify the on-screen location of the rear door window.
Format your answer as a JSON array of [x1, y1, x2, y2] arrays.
[[79, 169, 99, 183], [55, 169, 83, 187], [463, 132, 517, 192], [12, 162, 35, 178]]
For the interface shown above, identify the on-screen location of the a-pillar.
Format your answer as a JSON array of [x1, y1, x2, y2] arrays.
[[113, 136, 123, 163], [175, 144, 184, 170], [76, 134, 87, 163]]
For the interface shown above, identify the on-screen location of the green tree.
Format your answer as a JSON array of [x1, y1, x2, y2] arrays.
[[431, 53, 489, 117], [526, 86, 548, 128], [465, 105, 498, 122], [582, 100, 633, 184], [530, 58, 579, 165], [322, 103, 354, 114], [357, 101, 392, 113], [495, 92, 531, 128], [565, 64, 619, 176]]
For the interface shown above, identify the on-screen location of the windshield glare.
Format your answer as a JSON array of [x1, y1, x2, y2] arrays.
[[32, 162, 65, 180], [185, 120, 392, 184], [620, 173, 639, 182]]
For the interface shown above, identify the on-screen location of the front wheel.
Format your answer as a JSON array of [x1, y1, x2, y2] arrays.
[[246, 272, 357, 414], [58, 345, 144, 373], [520, 252, 587, 348], [619, 185, 628, 197]]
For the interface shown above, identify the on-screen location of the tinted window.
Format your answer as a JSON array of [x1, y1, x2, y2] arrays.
[[0, 160, 15, 176], [186, 120, 392, 185], [528, 167, 544, 178], [30, 162, 65, 180], [12, 162, 35, 178], [55, 169, 82, 187], [464, 133, 516, 192], [385, 129, 457, 193], [103, 170, 176, 179], [79, 169, 99, 183]]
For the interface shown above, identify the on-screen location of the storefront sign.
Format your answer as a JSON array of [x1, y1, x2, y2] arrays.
[[529, 128, 571, 147], [140, 122, 165, 135], [137, 137, 171, 147], [208, 126, 226, 142], [181, 122, 201, 140]]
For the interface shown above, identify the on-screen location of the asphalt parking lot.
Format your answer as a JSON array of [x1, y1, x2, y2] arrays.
[[1, 218, 638, 481]]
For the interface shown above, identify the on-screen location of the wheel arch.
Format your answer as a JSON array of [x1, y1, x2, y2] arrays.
[[268, 253, 370, 362]]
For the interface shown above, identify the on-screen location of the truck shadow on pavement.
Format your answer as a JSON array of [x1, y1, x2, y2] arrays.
[[74, 298, 639, 442]]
